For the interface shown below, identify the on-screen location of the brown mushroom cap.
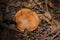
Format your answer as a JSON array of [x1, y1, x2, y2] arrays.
[[15, 8, 40, 31]]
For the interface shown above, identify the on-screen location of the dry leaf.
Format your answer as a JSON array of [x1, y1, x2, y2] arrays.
[[38, 11, 52, 24], [44, 12, 52, 20], [50, 20, 60, 33], [48, 0, 60, 10]]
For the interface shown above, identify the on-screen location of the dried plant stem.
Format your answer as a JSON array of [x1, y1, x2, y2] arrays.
[[45, 0, 49, 12], [52, 31, 60, 40]]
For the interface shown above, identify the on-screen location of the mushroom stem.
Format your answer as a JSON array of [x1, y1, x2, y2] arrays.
[[23, 29, 28, 40]]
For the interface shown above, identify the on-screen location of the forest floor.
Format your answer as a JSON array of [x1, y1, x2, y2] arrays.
[[0, 0, 60, 40]]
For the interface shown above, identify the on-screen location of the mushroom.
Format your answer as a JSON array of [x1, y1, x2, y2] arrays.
[[15, 8, 40, 32]]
